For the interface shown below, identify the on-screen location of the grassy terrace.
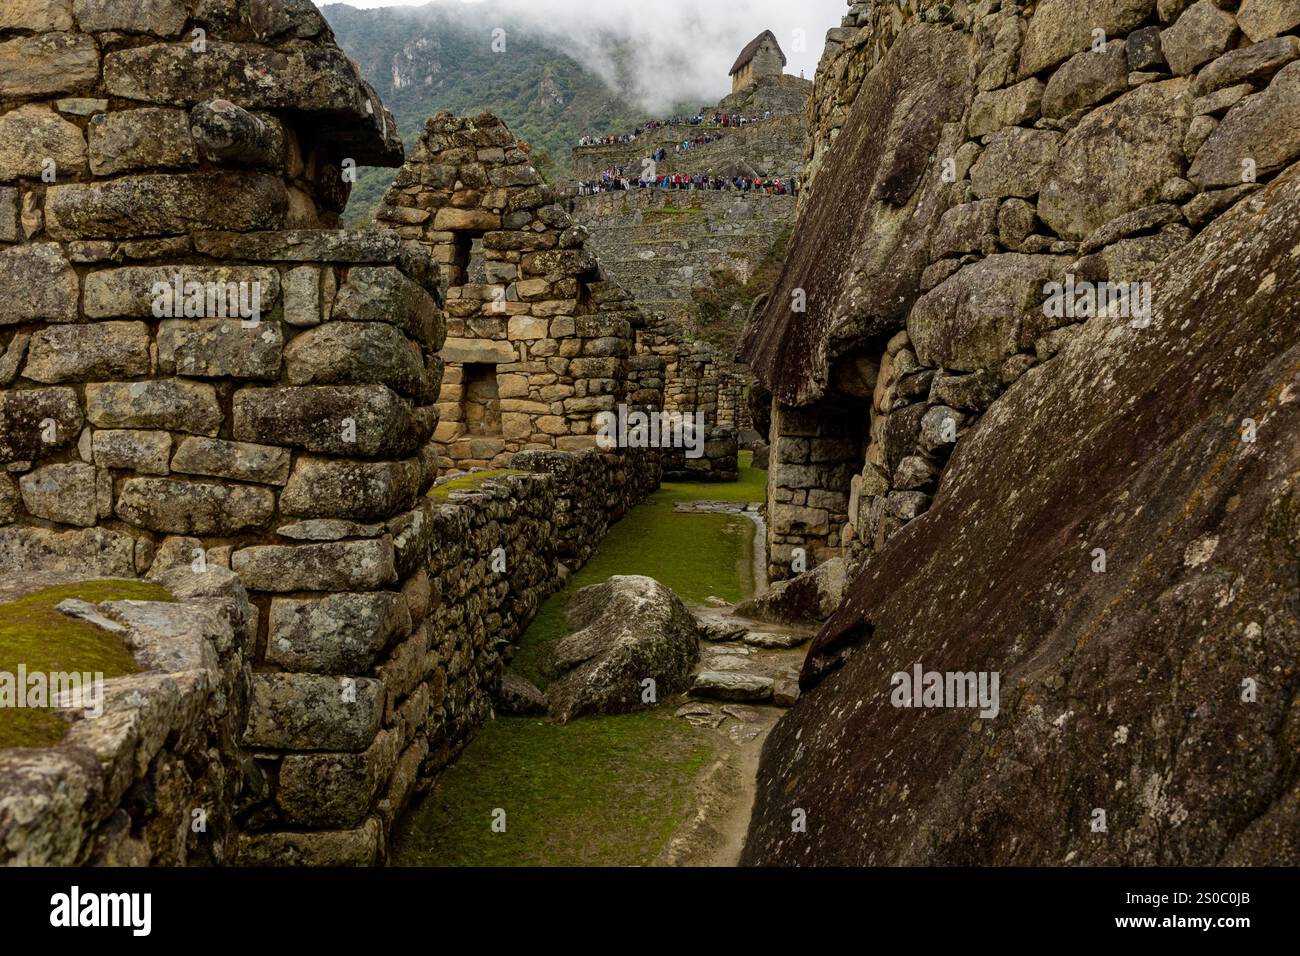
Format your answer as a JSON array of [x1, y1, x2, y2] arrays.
[[0, 579, 171, 749], [392, 452, 766, 866]]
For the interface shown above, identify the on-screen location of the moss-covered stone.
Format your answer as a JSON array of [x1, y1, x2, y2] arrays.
[[0, 579, 170, 750]]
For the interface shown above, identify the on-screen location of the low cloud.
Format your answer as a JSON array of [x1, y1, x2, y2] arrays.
[[321, 0, 845, 112]]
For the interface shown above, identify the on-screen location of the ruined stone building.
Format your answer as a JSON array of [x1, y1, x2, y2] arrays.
[[730, 29, 788, 93], [375, 112, 648, 472], [2, 0, 1295, 873], [0, 0, 660, 866], [376, 111, 741, 479]]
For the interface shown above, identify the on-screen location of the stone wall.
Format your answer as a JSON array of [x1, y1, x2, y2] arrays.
[[572, 188, 796, 440], [750, 0, 1300, 580], [0, 443, 658, 865], [0, 567, 254, 865], [375, 112, 652, 473], [764, 402, 863, 580], [570, 112, 806, 185]]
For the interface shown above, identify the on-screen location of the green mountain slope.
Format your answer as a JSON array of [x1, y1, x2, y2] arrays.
[[321, 2, 689, 224]]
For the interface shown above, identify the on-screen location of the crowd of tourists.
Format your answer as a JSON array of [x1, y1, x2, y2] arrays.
[[575, 108, 775, 146], [573, 170, 796, 196]]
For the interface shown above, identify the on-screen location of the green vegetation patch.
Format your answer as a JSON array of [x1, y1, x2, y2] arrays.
[[0, 579, 170, 749], [391, 709, 710, 867], [691, 223, 793, 353], [428, 469, 526, 500], [392, 456, 766, 867]]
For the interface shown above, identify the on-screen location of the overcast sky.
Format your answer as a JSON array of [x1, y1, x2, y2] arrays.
[[318, 0, 847, 109]]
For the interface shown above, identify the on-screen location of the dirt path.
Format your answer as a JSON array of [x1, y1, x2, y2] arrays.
[[654, 606, 811, 866], [652, 706, 777, 866]]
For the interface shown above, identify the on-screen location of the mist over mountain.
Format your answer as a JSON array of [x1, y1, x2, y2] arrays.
[[319, 0, 839, 222], [326, 0, 838, 110]]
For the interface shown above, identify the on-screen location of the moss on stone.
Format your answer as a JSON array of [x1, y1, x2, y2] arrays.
[[0, 579, 171, 750], [427, 469, 525, 500]]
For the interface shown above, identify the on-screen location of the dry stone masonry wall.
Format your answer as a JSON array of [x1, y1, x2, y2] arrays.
[[0, 567, 254, 865], [377, 111, 748, 481], [376, 112, 655, 473]]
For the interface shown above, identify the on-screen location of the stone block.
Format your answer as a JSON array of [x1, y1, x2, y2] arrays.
[[277, 730, 400, 828], [0, 0, 75, 32], [280, 457, 422, 521], [0, 103, 87, 180], [968, 79, 1045, 136], [235, 819, 382, 867], [170, 436, 291, 485], [92, 429, 172, 475], [19, 462, 97, 526], [440, 337, 515, 364], [87, 107, 196, 176], [266, 591, 409, 675], [231, 538, 397, 592], [82, 265, 281, 318], [157, 318, 284, 379], [0, 525, 135, 576], [0, 244, 78, 325], [232, 385, 417, 457], [331, 266, 442, 347], [24, 322, 151, 384], [0, 33, 99, 98], [243, 673, 384, 751], [1039, 79, 1191, 239], [85, 380, 222, 436], [1019, 0, 1156, 77], [45, 172, 287, 240], [1160, 0, 1238, 76], [284, 322, 428, 400], [1042, 42, 1129, 118], [73, 0, 187, 35], [283, 265, 322, 326], [970, 127, 1061, 200], [1190, 63, 1300, 187], [908, 254, 1070, 371], [116, 477, 275, 534]]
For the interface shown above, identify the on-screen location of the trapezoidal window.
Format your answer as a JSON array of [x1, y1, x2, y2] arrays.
[[462, 363, 502, 437], [446, 233, 488, 290]]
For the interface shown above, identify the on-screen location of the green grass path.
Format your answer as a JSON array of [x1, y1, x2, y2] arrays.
[[391, 453, 766, 866]]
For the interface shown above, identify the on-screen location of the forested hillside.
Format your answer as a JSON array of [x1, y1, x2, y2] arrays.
[[321, 2, 691, 223]]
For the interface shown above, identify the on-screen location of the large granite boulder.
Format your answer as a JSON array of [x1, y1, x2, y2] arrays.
[[742, 162, 1300, 866], [540, 575, 701, 723]]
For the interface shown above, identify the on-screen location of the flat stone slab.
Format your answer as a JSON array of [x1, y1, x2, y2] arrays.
[[672, 500, 763, 513], [741, 629, 808, 650], [689, 670, 774, 702]]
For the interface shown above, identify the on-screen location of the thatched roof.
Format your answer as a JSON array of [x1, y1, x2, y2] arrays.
[[729, 30, 786, 76]]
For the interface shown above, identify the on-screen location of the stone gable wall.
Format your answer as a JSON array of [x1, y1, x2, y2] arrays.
[[376, 112, 653, 473]]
